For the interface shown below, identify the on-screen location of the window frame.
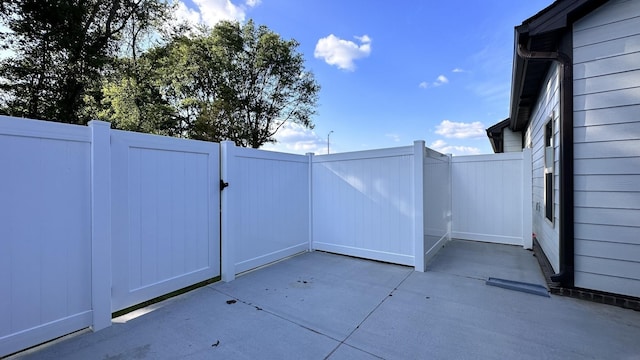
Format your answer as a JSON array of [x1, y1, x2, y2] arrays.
[[543, 116, 554, 225]]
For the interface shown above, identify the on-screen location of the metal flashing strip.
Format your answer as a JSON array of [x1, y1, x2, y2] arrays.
[[486, 277, 550, 298]]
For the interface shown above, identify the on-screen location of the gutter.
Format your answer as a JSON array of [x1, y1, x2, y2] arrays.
[[516, 44, 575, 288]]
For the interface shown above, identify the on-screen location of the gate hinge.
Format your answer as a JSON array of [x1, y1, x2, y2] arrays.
[[220, 179, 229, 191]]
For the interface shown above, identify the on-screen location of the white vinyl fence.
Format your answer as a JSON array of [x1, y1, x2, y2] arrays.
[[221, 142, 310, 281], [451, 150, 533, 248], [1, 115, 532, 357], [0, 116, 220, 357], [423, 147, 452, 265], [111, 130, 220, 312], [0, 118, 94, 357], [311, 145, 419, 266]]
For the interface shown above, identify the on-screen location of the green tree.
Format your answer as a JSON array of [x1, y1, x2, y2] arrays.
[[99, 55, 178, 135], [0, 0, 169, 124], [159, 20, 320, 148]]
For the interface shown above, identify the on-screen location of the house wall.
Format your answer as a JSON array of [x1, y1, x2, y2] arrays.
[[503, 129, 522, 152], [524, 64, 561, 272], [572, 0, 640, 298]]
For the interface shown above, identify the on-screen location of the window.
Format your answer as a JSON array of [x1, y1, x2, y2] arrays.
[[544, 118, 554, 223]]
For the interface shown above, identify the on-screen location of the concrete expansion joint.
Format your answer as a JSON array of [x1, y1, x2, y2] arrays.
[[324, 270, 413, 359]]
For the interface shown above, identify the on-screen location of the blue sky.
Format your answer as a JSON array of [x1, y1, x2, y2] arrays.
[[177, 0, 553, 155]]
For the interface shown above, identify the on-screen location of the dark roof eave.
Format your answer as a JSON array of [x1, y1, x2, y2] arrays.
[[509, 0, 609, 132], [486, 118, 510, 153]]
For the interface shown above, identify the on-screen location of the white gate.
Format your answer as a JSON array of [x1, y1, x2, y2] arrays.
[[110, 131, 221, 312], [451, 150, 532, 248]]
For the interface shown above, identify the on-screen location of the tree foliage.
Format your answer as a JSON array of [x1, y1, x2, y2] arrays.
[[0, 0, 169, 124], [155, 20, 320, 147], [0, 2, 319, 148]]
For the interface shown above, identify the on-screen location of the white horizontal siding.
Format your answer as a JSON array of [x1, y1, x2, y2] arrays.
[[574, 139, 640, 158], [575, 256, 640, 286], [575, 272, 640, 298], [573, 13, 640, 48], [574, 35, 640, 64], [574, 174, 640, 192], [576, 240, 640, 263], [574, 51, 640, 79], [574, 69, 640, 96], [575, 157, 640, 175], [574, 122, 640, 142], [525, 64, 561, 272], [503, 130, 522, 152], [575, 191, 640, 209], [574, 104, 640, 126], [575, 223, 638, 244], [572, 0, 640, 298], [574, 87, 640, 110]]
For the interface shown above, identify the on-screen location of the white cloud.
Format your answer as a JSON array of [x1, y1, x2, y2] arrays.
[[435, 120, 485, 139], [314, 34, 372, 71], [385, 133, 401, 142], [452, 68, 466, 73], [436, 75, 449, 85], [260, 122, 328, 154], [174, 1, 202, 25], [173, 0, 259, 28], [419, 74, 448, 89], [429, 140, 481, 156]]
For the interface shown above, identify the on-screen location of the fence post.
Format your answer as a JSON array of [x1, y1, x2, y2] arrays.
[[523, 148, 533, 249], [306, 152, 314, 252], [413, 140, 426, 272], [88, 120, 112, 331], [447, 153, 453, 241], [220, 141, 235, 282]]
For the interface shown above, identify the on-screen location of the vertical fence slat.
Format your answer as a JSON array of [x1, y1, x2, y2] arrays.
[[220, 141, 235, 282], [523, 148, 533, 249], [89, 120, 112, 331], [307, 152, 315, 251], [413, 141, 426, 272]]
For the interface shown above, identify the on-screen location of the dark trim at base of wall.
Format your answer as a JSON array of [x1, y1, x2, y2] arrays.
[[533, 237, 640, 312]]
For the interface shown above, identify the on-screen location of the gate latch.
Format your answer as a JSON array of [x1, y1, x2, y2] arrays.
[[220, 179, 229, 191]]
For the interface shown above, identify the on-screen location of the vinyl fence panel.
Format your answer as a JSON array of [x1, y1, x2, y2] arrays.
[[0, 117, 93, 357], [221, 143, 310, 280], [451, 150, 532, 247], [110, 130, 220, 312], [312, 146, 416, 266], [423, 147, 452, 265]]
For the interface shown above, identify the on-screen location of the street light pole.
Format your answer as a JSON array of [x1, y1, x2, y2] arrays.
[[327, 130, 334, 154]]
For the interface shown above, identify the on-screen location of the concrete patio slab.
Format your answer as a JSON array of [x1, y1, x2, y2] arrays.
[[212, 250, 413, 342], [13, 285, 338, 360], [9, 240, 640, 360], [426, 239, 547, 285]]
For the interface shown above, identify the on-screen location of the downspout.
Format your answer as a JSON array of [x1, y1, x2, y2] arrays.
[[516, 44, 575, 288]]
